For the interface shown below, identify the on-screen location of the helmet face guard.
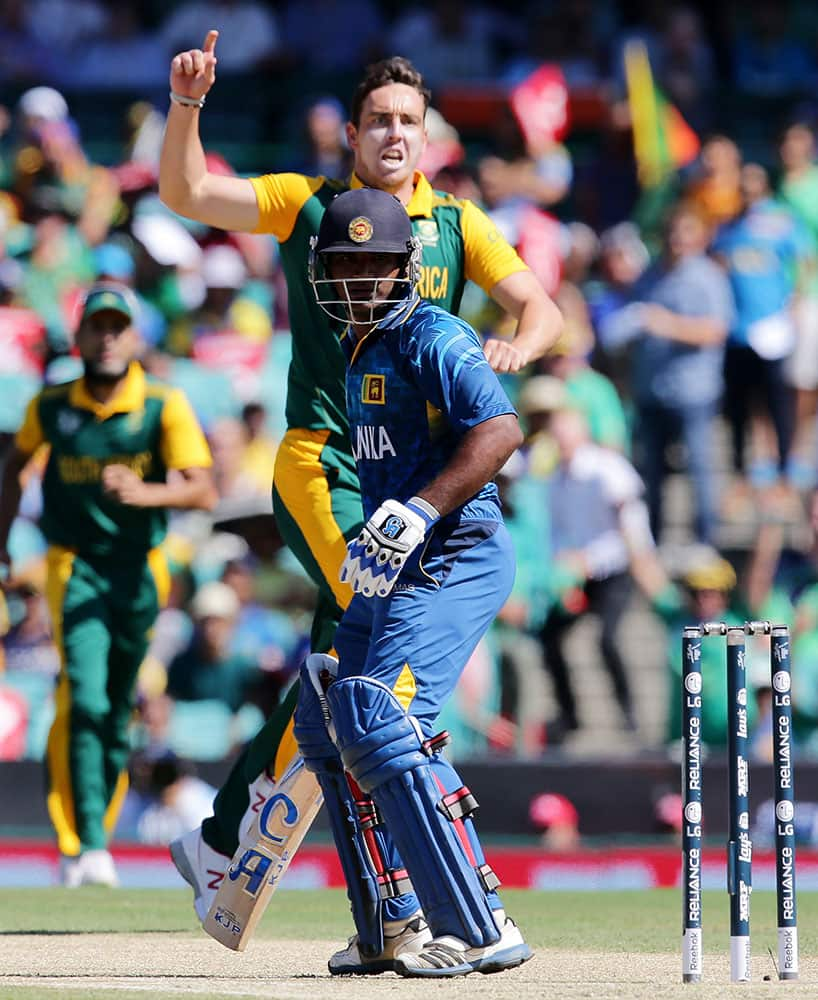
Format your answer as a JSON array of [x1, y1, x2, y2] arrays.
[[308, 236, 422, 329]]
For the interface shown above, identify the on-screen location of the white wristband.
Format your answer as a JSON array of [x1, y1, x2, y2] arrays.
[[170, 91, 205, 109]]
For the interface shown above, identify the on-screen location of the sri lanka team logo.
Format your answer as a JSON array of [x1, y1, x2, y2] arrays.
[[348, 216, 373, 243], [362, 374, 385, 404]]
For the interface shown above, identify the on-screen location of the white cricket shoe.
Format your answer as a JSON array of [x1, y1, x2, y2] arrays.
[[59, 854, 83, 888], [393, 910, 532, 978], [169, 827, 230, 922], [79, 849, 119, 887], [329, 912, 432, 975]]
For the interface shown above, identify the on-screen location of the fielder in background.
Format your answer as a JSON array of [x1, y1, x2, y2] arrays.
[[295, 187, 529, 976], [0, 284, 216, 887], [160, 29, 562, 917]]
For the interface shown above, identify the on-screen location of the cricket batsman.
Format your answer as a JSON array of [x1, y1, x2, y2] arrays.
[[293, 187, 530, 976]]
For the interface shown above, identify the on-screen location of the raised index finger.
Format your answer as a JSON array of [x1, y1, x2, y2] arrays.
[[203, 29, 219, 54]]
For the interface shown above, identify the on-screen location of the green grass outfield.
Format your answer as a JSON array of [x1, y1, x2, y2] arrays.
[[3, 887, 817, 950], [1, 888, 816, 999]]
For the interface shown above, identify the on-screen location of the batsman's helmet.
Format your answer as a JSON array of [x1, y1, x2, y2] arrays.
[[309, 187, 421, 328]]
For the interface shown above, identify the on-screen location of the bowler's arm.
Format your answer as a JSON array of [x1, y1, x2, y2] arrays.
[[101, 464, 217, 511], [414, 414, 522, 517], [486, 270, 563, 373], [159, 30, 260, 231]]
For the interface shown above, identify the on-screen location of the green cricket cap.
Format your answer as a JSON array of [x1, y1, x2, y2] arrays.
[[81, 283, 136, 321]]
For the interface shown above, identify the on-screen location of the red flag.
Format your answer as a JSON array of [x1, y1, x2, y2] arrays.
[[510, 65, 570, 149]]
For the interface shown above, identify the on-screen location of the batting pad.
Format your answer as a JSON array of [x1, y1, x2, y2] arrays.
[[328, 675, 501, 948], [294, 663, 384, 956]]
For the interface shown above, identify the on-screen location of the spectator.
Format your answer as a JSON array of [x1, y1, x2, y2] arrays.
[[615, 202, 734, 544], [164, 243, 256, 357], [712, 163, 814, 512], [587, 221, 650, 402], [516, 375, 563, 478], [166, 580, 263, 712], [238, 401, 277, 495], [12, 87, 119, 248], [539, 291, 631, 454], [737, 488, 818, 751], [778, 122, 818, 489], [538, 404, 659, 740], [208, 416, 269, 507], [478, 106, 573, 218], [683, 135, 743, 231], [118, 749, 217, 846], [492, 453, 551, 755], [528, 792, 581, 851], [657, 547, 766, 747]]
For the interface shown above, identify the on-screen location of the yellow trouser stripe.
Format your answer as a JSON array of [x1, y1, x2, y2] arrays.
[[147, 545, 171, 609], [44, 545, 80, 857], [274, 429, 352, 608], [273, 717, 300, 782]]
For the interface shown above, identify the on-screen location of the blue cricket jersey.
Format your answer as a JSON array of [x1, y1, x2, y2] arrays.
[[341, 296, 516, 525], [712, 198, 814, 343]]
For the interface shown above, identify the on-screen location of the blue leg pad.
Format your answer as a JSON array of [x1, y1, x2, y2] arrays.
[[294, 660, 383, 956], [328, 675, 500, 948]]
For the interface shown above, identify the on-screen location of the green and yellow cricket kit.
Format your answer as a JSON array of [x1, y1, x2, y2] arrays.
[[15, 363, 211, 856]]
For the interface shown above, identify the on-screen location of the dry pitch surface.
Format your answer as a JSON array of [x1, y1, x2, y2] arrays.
[[1, 889, 816, 1000]]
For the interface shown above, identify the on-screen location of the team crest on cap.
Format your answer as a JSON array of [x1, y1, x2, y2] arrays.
[[348, 216, 373, 243]]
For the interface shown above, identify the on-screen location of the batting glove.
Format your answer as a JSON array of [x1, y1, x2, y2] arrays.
[[340, 496, 439, 598]]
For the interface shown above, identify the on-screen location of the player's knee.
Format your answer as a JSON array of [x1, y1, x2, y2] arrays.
[[327, 675, 427, 793]]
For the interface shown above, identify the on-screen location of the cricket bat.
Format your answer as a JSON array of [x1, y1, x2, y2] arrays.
[[203, 755, 324, 950]]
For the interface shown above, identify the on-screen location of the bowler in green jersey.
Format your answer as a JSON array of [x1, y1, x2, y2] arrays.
[[160, 34, 563, 928]]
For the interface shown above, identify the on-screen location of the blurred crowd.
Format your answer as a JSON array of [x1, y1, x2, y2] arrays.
[[6, 0, 818, 815]]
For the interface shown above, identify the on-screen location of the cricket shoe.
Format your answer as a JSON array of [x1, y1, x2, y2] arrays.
[[79, 849, 119, 887], [170, 827, 230, 922], [59, 854, 83, 888], [238, 767, 279, 843], [329, 912, 432, 975], [393, 910, 532, 978]]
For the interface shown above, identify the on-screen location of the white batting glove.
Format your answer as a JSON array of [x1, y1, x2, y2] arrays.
[[340, 496, 439, 598]]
